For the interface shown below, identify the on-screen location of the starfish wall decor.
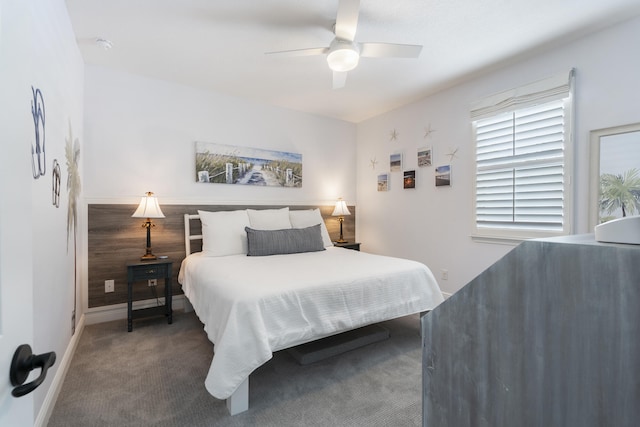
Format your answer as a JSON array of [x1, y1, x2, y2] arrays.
[[389, 129, 399, 141], [370, 156, 378, 169], [446, 147, 459, 162], [423, 123, 436, 138]]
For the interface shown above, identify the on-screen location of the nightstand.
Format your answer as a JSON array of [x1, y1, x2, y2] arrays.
[[126, 259, 173, 332], [334, 242, 361, 251]]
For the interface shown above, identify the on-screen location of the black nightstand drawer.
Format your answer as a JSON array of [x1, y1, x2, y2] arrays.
[[129, 264, 168, 281]]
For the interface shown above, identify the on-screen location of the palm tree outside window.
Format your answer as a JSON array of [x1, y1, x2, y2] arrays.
[[599, 168, 640, 223]]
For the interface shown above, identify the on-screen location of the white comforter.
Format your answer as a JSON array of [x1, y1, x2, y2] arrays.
[[178, 247, 443, 399]]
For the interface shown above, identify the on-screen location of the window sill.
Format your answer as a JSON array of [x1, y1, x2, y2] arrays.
[[471, 230, 571, 246], [470, 234, 525, 246]]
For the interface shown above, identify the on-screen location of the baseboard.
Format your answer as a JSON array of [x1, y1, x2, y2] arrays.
[[442, 291, 453, 299], [35, 313, 86, 427], [85, 295, 187, 325]]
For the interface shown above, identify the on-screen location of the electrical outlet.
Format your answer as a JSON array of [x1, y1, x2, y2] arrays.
[[148, 279, 158, 287], [105, 279, 115, 293], [441, 269, 449, 281]]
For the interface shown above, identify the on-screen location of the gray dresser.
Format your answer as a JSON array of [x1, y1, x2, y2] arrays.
[[422, 234, 640, 427]]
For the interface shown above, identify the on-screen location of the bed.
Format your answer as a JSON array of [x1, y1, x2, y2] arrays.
[[177, 207, 444, 415]]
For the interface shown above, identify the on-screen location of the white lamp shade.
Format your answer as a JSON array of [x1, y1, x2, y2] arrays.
[[132, 192, 165, 218], [327, 39, 360, 72], [332, 199, 351, 216]]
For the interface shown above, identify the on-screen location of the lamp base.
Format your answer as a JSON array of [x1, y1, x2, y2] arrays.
[[336, 216, 347, 244], [140, 247, 157, 261], [141, 221, 157, 260]]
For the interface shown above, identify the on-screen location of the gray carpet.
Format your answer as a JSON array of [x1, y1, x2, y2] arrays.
[[48, 311, 423, 426]]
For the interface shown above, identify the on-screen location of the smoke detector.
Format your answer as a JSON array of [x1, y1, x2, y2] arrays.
[[95, 38, 113, 50]]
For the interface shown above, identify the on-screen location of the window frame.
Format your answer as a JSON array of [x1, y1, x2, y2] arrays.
[[471, 72, 574, 244]]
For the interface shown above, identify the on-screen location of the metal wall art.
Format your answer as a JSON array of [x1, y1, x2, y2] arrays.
[[31, 86, 46, 179], [52, 159, 61, 208], [65, 121, 81, 335], [65, 121, 81, 245]]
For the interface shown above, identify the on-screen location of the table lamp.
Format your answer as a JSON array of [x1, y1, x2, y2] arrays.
[[132, 191, 165, 260], [332, 198, 351, 243]]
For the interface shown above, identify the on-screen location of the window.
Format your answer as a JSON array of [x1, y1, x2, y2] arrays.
[[471, 70, 574, 242]]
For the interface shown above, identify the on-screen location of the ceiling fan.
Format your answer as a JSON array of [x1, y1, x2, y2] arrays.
[[265, 0, 422, 89]]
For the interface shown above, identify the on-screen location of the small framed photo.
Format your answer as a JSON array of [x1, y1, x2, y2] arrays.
[[417, 147, 432, 167], [377, 173, 389, 191], [404, 170, 416, 189], [390, 153, 402, 172], [435, 165, 451, 187]]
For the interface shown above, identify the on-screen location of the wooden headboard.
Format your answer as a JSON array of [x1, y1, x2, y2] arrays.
[[87, 204, 356, 309]]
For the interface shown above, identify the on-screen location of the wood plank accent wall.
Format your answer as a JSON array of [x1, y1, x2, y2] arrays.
[[88, 204, 356, 308]]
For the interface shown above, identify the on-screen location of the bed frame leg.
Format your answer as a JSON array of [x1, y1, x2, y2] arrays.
[[226, 377, 249, 415]]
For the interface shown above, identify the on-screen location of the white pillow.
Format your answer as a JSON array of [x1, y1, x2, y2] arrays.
[[247, 207, 292, 230], [198, 209, 250, 256], [289, 208, 333, 248]]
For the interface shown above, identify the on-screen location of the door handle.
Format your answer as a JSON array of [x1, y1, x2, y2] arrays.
[[9, 344, 56, 397]]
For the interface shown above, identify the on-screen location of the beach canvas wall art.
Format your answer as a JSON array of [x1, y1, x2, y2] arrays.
[[195, 141, 302, 187]]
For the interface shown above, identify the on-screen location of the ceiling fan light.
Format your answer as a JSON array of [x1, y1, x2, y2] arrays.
[[327, 40, 360, 72]]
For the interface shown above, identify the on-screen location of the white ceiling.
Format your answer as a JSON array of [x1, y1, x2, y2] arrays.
[[66, 0, 640, 123]]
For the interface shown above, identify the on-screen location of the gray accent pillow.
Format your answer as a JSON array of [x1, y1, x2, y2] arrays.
[[245, 224, 326, 256]]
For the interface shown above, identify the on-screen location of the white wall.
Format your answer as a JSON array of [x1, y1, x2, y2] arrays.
[[30, 0, 85, 417], [83, 16, 640, 298], [83, 65, 357, 206], [0, 0, 84, 423], [356, 16, 640, 295]]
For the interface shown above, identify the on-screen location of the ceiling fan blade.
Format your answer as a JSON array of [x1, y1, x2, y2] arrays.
[[333, 71, 348, 89], [335, 0, 360, 41], [359, 42, 423, 58], [265, 47, 329, 57]]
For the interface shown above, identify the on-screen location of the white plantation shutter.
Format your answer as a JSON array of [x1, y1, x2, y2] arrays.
[[472, 70, 574, 240]]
